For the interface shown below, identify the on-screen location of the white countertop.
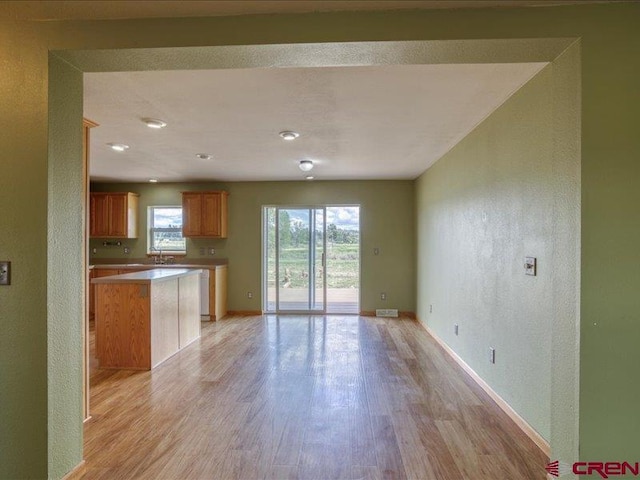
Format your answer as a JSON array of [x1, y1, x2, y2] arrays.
[[90, 263, 226, 270], [91, 268, 203, 284]]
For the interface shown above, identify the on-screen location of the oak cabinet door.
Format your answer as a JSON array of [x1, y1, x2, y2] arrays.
[[201, 193, 221, 237], [108, 194, 128, 237], [182, 193, 202, 237], [90, 194, 110, 237]]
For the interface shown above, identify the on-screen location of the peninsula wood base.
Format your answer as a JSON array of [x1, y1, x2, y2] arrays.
[[93, 269, 201, 370]]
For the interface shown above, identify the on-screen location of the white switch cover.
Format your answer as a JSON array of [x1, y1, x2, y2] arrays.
[[525, 257, 537, 276], [0, 261, 10, 285]]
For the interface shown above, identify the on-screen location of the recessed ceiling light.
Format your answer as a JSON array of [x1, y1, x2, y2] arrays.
[[299, 159, 314, 172], [149, 179, 158, 183], [279, 131, 299, 141], [107, 143, 129, 152], [196, 153, 213, 160], [142, 118, 167, 129], [305, 175, 315, 180]]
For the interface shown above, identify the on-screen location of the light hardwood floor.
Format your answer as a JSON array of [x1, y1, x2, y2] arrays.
[[79, 315, 548, 479]]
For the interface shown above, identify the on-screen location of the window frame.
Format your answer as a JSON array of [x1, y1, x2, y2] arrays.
[[147, 205, 187, 255]]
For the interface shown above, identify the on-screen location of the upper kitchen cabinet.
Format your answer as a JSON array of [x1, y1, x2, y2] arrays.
[[182, 191, 229, 238], [90, 192, 139, 238]]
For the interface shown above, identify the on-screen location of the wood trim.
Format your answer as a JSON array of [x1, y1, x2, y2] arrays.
[[226, 310, 262, 317], [83, 118, 99, 129], [214, 265, 228, 320], [82, 119, 97, 423], [62, 460, 86, 480], [417, 319, 551, 457]]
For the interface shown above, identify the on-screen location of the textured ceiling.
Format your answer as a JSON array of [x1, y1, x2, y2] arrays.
[[0, 0, 626, 20], [85, 63, 546, 182]]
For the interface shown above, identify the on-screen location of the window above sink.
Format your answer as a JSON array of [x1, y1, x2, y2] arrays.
[[147, 206, 186, 255]]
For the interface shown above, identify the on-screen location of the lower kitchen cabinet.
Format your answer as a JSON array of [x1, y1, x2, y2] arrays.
[[92, 269, 202, 370]]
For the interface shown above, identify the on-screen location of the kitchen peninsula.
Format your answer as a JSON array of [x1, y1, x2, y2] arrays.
[[92, 268, 201, 370], [90, 261, 228, 321]]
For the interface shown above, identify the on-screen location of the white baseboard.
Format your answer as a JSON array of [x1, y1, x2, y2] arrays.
[[418, 320, 550, 457]]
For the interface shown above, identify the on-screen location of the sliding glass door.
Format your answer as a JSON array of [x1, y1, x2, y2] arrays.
[[264, 206, 326, 313]]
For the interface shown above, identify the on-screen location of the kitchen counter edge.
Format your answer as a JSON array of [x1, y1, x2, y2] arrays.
[[91, 268, 203, 284]]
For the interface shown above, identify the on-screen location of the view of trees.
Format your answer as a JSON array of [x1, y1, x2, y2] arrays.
[[268, 210, 359, 250], [265, 208, 360, 290]]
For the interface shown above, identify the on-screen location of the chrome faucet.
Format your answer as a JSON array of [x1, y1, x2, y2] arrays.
[[151, 246, 165, 264]]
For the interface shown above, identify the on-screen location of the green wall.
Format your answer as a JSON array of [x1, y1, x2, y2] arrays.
[[416, 39, 582, 465], [48, 54, 86, 479], [91, 181, 416, 312], [0, 21, 48, 479], [417, 66, 557, 442], [1, 4, 639, 478]]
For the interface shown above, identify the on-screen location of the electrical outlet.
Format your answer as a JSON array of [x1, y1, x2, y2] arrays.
[[92, 248, 97, 254], [489, 347, 496, 364], [0, 261, 11, 286], [454, 324, 459, 335], [247, 291, 253, 299], [373, 247, 380, 255], [208, 247, 215, 256], [123, 246, 131, 254], [381, 292, 386, 301]]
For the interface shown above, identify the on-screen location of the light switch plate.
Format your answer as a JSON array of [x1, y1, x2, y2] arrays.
[[489, 347, 496, 364], [525, 257, 537, 276], [0, 261, 11, 285]]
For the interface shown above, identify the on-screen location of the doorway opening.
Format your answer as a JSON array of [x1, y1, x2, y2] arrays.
[[263, 205, 360, 314]]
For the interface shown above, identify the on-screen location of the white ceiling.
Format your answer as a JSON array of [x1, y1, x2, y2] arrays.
[[85, 63, 546, 182], [5, 0, 617, 183], [0, 0, 625, 21]]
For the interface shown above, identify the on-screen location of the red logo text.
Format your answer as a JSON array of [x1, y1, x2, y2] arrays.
[[572, 462, 640, 478]]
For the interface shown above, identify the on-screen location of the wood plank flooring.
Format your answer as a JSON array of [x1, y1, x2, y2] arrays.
[[78, 315, 548, 480]]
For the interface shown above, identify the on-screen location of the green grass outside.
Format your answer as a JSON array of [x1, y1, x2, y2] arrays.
[[267, 243, 359, 289]]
